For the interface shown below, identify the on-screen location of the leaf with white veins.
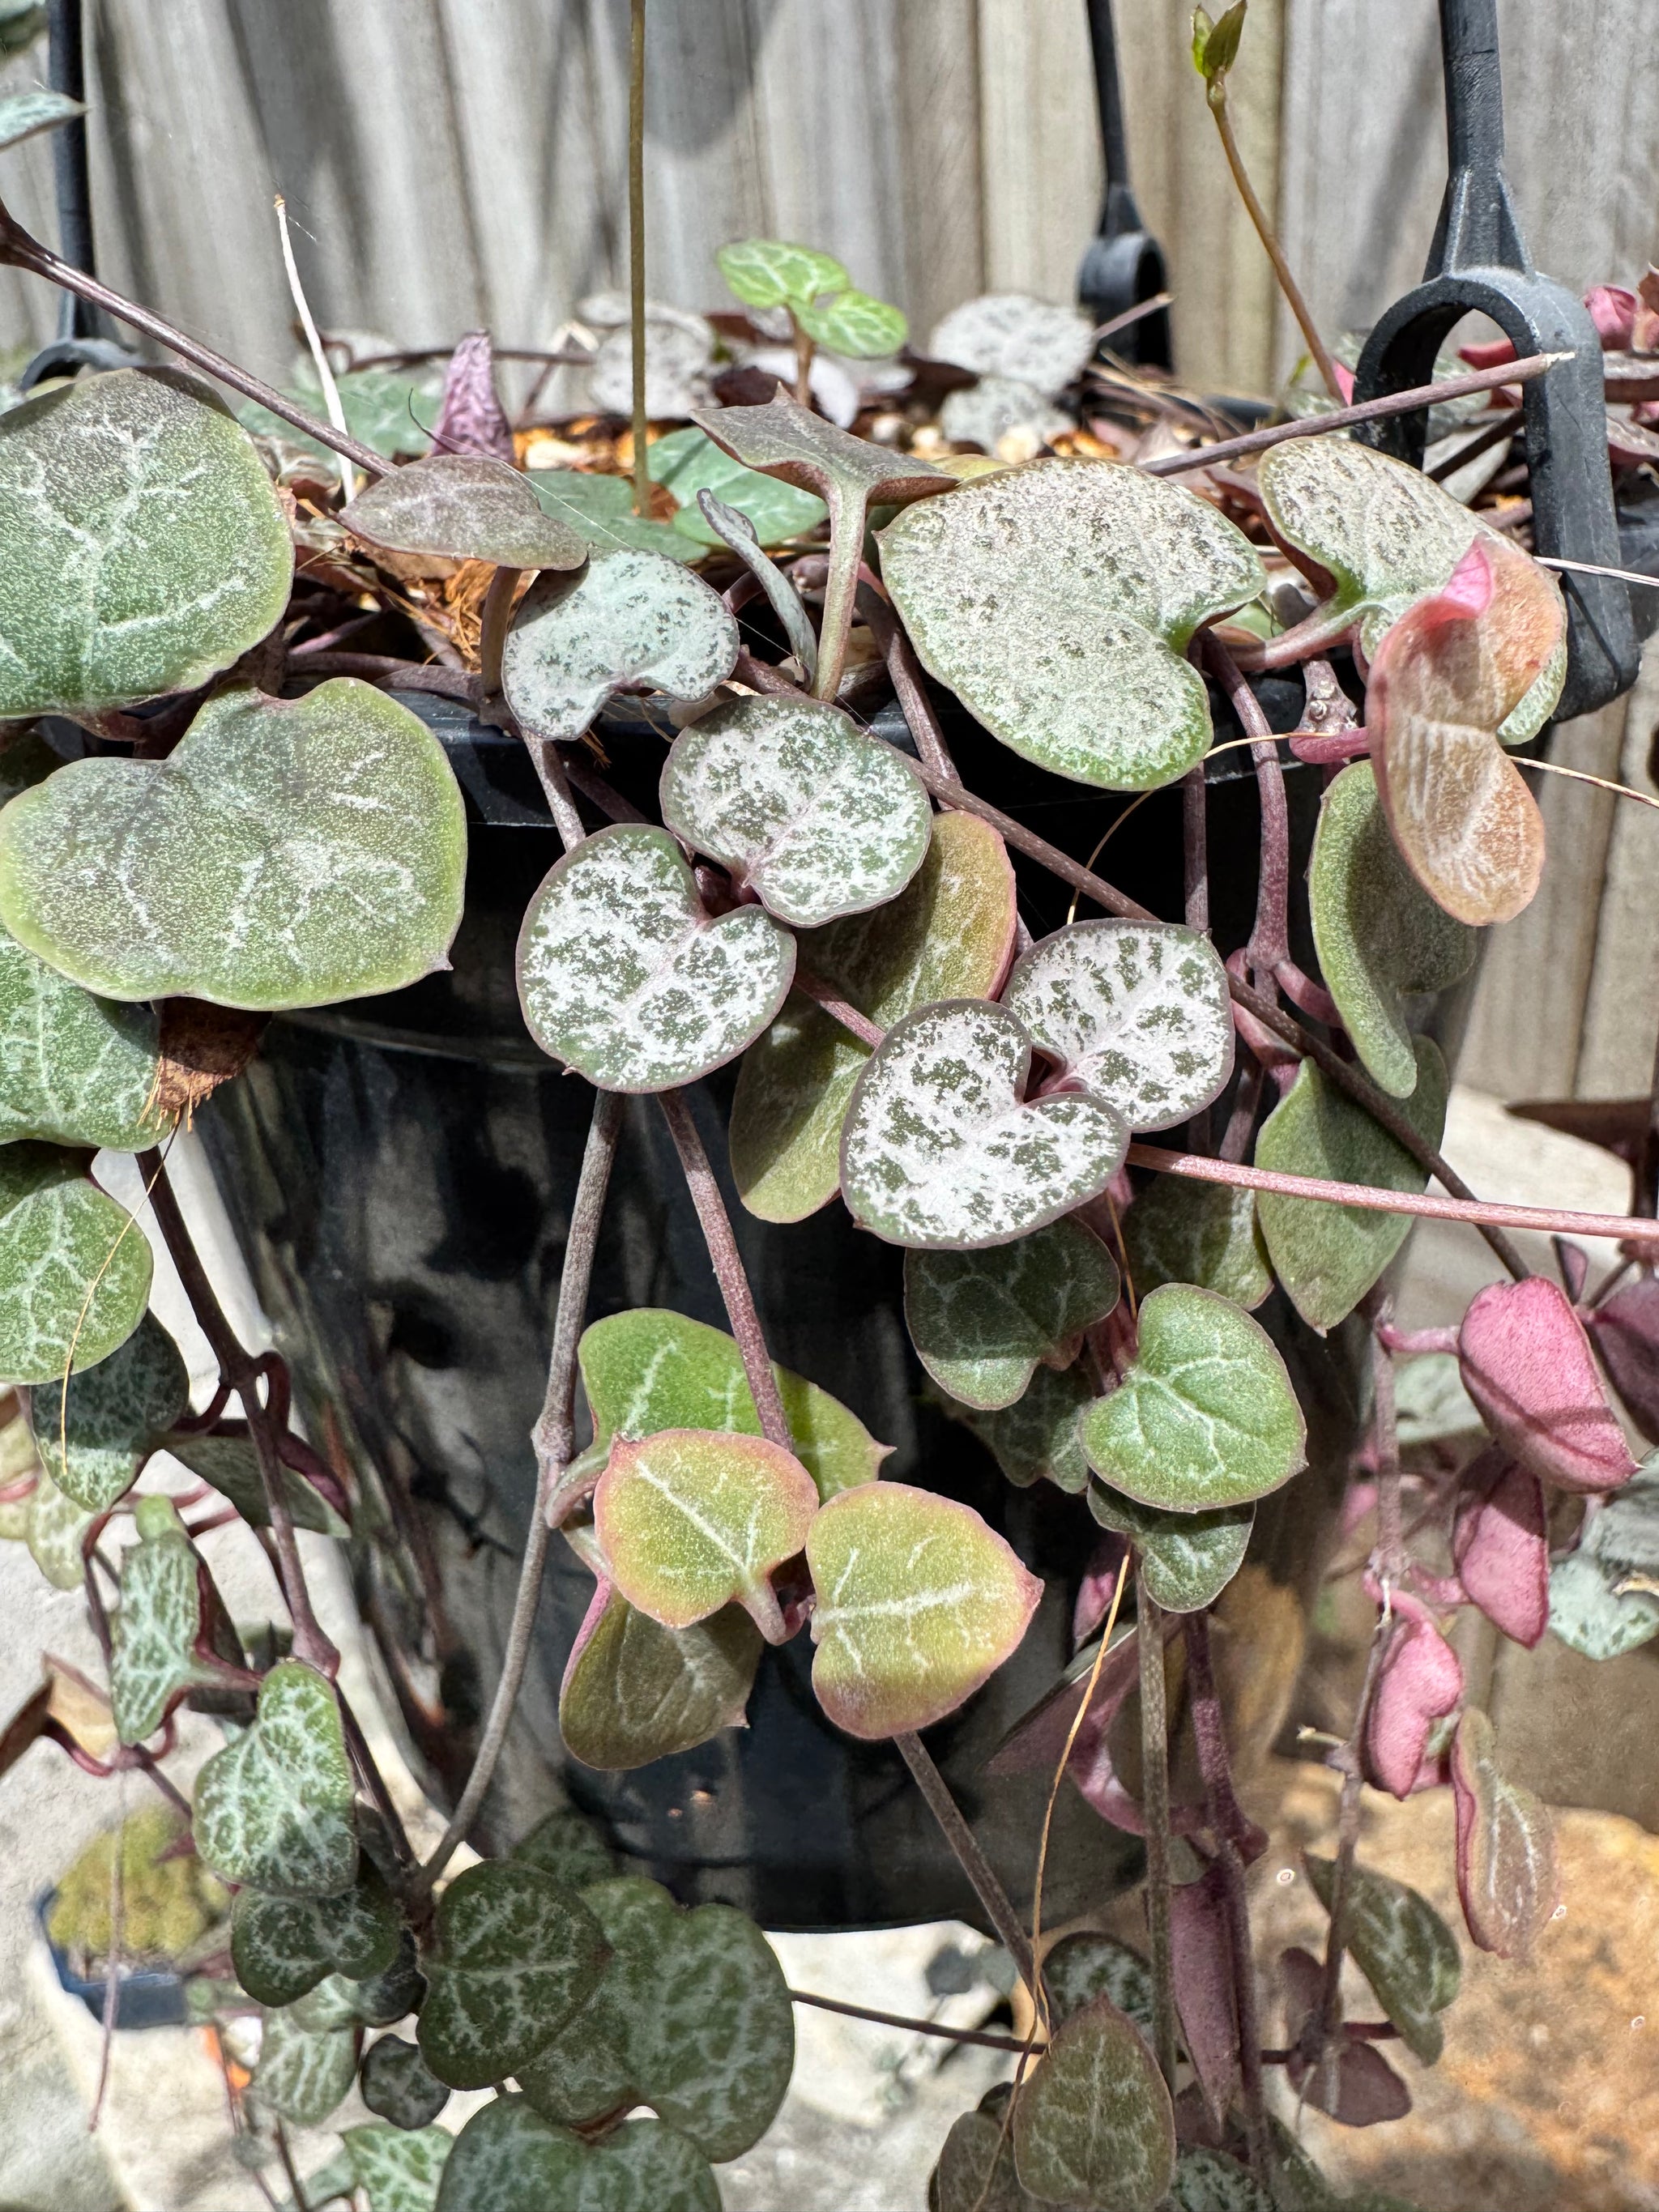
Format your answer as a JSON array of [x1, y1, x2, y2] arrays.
[[1012, 1994, 1175, 2210], [31, 1311, 187, 1511], [0, 1143, 152, 1383], [558, 1582, 762, 1771], [192, 1660, 357, 1897], [1086, 1483, 1252, 1612], [417, 1860, 609, 2090], [0, 927, 172, 1151], [905, 1218, 1120, 1409], [948, 1361, 1096, 1493]]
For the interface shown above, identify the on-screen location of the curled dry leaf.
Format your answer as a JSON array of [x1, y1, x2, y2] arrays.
[[1457, 1275, 1638, 1493], [1450, 1707, 1559, 1959], [342, 452, 586, 569], [559, 1580, 762, 1772], [1364, 1592, 1464, 1800], [1452, 1446, 1550, 1647], [904, 1217, 1120, 1410], [1011, 1993, 1176, 2211], [432, 328, 516, 462]]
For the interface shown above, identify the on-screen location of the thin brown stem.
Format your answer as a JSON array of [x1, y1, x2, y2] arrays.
[[274, 2120, 313, 2212], [893, 1728, 1037, 2000], [628, 0, 650, 519], [859, 587, 956, 778], [478, 565, 522, 698], [793, 967, 883, 1049], [1205, 639, 1289, 973], [1137, 1572, 1179, 2094], [787, 1987, 1044, 2054], [790, 310, 814, 409], [1209, 90, 1342, 401]]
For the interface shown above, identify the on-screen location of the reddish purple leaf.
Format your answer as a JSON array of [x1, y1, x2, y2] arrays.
[[1452, 1447, 1549, 1648], [1073, 1534, 1129, 1649], [1451, 1706, 1558, 1959], [1458, 1276, 1638, 1494], [1363, 1593, 1463, 1800], [1589, 1271, 1659, 1443], [1286, 2036, 1412, 2127], [433, 329, 516, 462], [1553, 1237, 1590, 1305], [985, 1631, 1145, 1778], [1585, 285, 1638, 349], [1169, 1864, 1238, 2126]]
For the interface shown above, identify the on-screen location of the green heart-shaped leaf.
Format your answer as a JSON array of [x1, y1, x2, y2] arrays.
[[0, 88, 84, 150], [1043, 1932, 1155, 2034], [0, 925, 171, 1152], [353, 1937, 426, 2029], [807, 1481, 1042, 1737], [841, 999, 1128, 1249], [906, 1219, 1120, 1409], [343, 2125, 452, 2212], [359, 2035, 451, 2132], [1308, 764, 1475, 1098], [501, 550, 738, 743], [0, 369, 292, 718], [192, 1660, 357, 1897], [880, 458, 1263, 791], [254, 1988, 359, 2128], [1547, 1548, 1659, 1660], [717, 238, 848, 313], [31, 1310, 187, 1511], [0, 682, 467, 1011], [435, 2099, 719, 2212], [649, 428, 827, 548], [241, 367, 437, 462], [1081, 1285, 1306, 1511], [560, 1583, 761, 1771], [518, 1877, 667, 2129], [110, 1500, 211, 1743], [22, 1466, 93, 1588], [1012, 1993, 1175, 2210], [516, 824, 795, 1093], [731, 810, 1016, 1222], [232, 1860, 400, 2008], [1254, 1038, 1448, 1332], [512, 1808, 616, 1890], [416, 1860, 608, 2090], [0, 1143, 152, 1383], [527, 470, 700, 561], [575, 1306, 889, 1502], [1122, 1178, 1271, 1311], [1086, 1483, 1252, 1612], [947, 1361, 1095, 1493], [797, 288, 908, 357], [1303, 1852, 1460, 2065], [936, 2105, 1044, 2212], [595, 1427, 819, 1643], [162, 1428, 348, 1538], [659, 693, 932, 928], [342, 454, 587, 569]]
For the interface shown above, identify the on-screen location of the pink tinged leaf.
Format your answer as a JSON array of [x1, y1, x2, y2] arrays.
[[1459, 1276, 1639, 1493], [1554, 1236, 1590, 1305], [1363, 1598, 1463, 1801], [1286, 2036, 1412, 2128], [1169, 1864, 1239, 2126], [433, 330, 516, 462], [561, 1575, 616, 1702], [1585, 286, 1638, 349], [1450, 1706, 1559, 1958], [1452, 1447, 1550, 1647], [1440, 540, 1495, 619], [1330, 359, 1356, 403], [1073, 1534, 1129, 1648], [1588, 1272, 1659, 1442], [986, 1631, 1148, 1778]]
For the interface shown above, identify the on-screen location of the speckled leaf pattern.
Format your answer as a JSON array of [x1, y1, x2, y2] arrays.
[[807, 1481, 1042, 1737], [0, 682, 467, 1011], [516, 825, 795, 1093], [648, 428, 826, 548], [232, 1860, 400, 2008], [880, 458, 1263, 791], [343, 2125, 452, 2212], [22, 1466, 93, 1588], [0, 369, 292, 718], [1122, 1178, 1272, 1311], [417, 1860, 608, 2091], [162, 1429, 348, 1538], [501, 550, 738, 743], [110, 1507, 206, 1742], [928, 293, 1097, 397], [1303, 1853, 1460, 2065], [905, 1218, 1119, 1409], [1170, 2148, 1275, 2212], [717, 238, 847, 311], [1450, 1707, 1558, 1959], [731, 812, 1016, 1222], [1002, 921, 1235, 1131], [359, 2036, 451, 2131], [840, 1000, 1128, 1249], [253, 1996, 359, 2129], [0, 927, 171, 1151], [1012, 1993, 1175, 2210], [1547, 1549, 1659, 1659], [0, 1142, 152, 1384], [1081, 1285, 1306, 1511], [516, 1878, 663, 2129], [192, 1660, 357, 1898], [0, 89, 86, 151], [936, 2107, 1044, 2212], [1043, 1932, 1155, 2033], [947, 1360, 1096, 1494], [511, 1809, 616, 1890], [434, 2099, 720, 2212], [341, 453, 586, 569], [797, 288, 908, 357], [576, 1307, 889, 1502], [1086, 1485, 1252, 1612], [1307, 765, 1475, 1099], [31, 1311, 187, 1511], [1253, 1038, 1448, 1332], [594, 1428, 819, 1641], [559, 1582, 761, 1771], [660, 694, 932, 928]]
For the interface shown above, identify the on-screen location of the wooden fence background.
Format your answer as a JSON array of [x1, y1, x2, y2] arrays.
[[2, 0, 1657, 1106]]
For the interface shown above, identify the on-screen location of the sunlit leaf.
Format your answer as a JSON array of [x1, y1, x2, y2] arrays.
[[1081, 1285, 1305, 1511], [417, 1859, 608, 2091], [501, 549, 738, 743], [109, 1498, 211, 1743], [1307, 763, 1476, 1098], [516, 824, 794, 1092], [0, 1143, 152, 1384], [192, 1660, 357, 1897], [560, 1581, 761, 1771], [906, 1218, 1119, 1411], [1303, 1852, 1460, 2065], [22, 1465, 92, 1588], [1449, 1707, 1558, 1958], [948, 1358, 1095, 1494], [0, 682, 466, 1011], [797, 288, 908, 358], [731, 811, 1016, 1222], [927, 295, 1097, 401], [1122, 1178, 1271, 1311], [342, 453, 586, 569], [232, 1859, 400, 2009], [648, 427, 826, 548], [880, 458, 1263, 791], [717, 238, 848, 313], [1086, 1484, 1252, 1612], [0, 369, 292, 718], [359, 2035, 451, 2132], [1457, 1275, 1637, 1492], [939, 376, 1073, 454], [1043, 1931, 1154, 2034], [840, 999, 1128, 1249], [1589, 1273, 1659, 1441], [692, 394, 946, 555], [343, 2125, 452, 2212], [1253, 1038, 1448, 1332], [30, 1311, 186, 1511], [1452, 1447, 1549, 1648], [0, 926, 171, 1153], [0, 87, 83, 149], [254, 1989, 358, 2128], [241, 366, 437, 462], [434, 2098, 720, 2212], [807, 1481, 1042, 1737], [527, 469, 700, 562], [1364, 1594, 1463, 1799], [162, 1427, 348, 1538], [1011, 1994, 1175, 2210]]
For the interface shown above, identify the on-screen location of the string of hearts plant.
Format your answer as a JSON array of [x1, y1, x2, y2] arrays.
[[0, 88, 1654, 2212]]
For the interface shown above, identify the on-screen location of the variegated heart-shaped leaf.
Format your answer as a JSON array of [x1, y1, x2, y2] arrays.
[[192, 1660, 357, 1897], [905, 1219, 1119, 1410], [501, 550, 738, 743], [342, 453, 586, 569], [162, 1428, 348, 1538], [0, 927, 172, 1151], [798, 288, 907, 357], [518, 1878, 672, 2133], [594, 1427, 819, 1643], [1043, 1932, 1156, 2034], [1457, 1275, 1637, 1494], [1450, 1707, 1558, 1959], [512, 1809, 615, 1889], [1169, 2148, 1274, 2212], [1002, 921, 1235, 1131], [1253, 1038, 1448, 1332], [0, 683, 467, 1011], [0, 1143, 152, 1383], [253, 1989, 360, 2129], [21, 1466, 93, 1588], [516, 824, 795, 1092], [528, 469, 700, 562], [936, 2101, 1046, 2212], [109, 1495, 230, 1743], [1303, 1852, 1460, 2065], [660, 693, 932, 928], [232, 1859, 400, 2009], [717, 238, 848, 313], [1547, 1548, 1659, 1660], [881, 458, 1263, 790], [30, 1311, 187, 1511], [417, 1859, 609, 2090], [1081, 1285, 1306, 1511], [731, 811, 1016, 1222], [1308, 763, 1476, 1098], [807, 1481, 1042, 1737], [1122, 1177, 1271, 1311], [434, 2099, 720, 2212], [928, 293, 1098, 399], [343, 2125, 452, 2212], [649, 427, 827, 548], [1012, 1993, 1176, 2210], [693, 392, 945, 518], [0, 369, 292, 718], [359, 2036, 451, 2132], [840, 999, 1128, 1249], [559, 1581, 761, 1771], [1086, 1484, 1252, 1612], [946, 1360, 1095, 1493]]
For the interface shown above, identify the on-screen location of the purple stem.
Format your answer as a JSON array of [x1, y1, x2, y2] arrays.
[[1205, 637, 1290, 975]]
